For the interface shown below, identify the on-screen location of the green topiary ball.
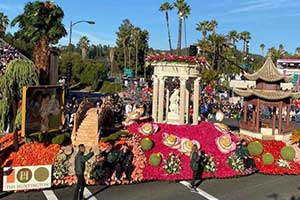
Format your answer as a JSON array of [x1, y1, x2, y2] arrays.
[[247, 141, 263, 156], [149, 153, 162, 166], [52, 134, 66, 145], [141, 138, 153, 151], [262, 153, 274, 165], [280, 146, 296, 161]]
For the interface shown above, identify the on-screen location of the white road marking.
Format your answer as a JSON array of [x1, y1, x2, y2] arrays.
[[43, 190, 58, 200], [179, 181, 219, 200], [84, 187, 98, 200]]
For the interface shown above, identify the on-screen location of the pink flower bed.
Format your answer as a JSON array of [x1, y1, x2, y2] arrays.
[[128, 122, 244, 180]]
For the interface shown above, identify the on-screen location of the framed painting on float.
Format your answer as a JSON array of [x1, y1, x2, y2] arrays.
[[21, 85, 65, 136]]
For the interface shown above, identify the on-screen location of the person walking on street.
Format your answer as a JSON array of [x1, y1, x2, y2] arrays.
[[190, 145, 205, 193], [73, 144, 94, 200]]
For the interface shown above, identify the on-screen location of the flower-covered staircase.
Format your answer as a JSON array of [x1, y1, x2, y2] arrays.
[[71, 107, 99, 148]]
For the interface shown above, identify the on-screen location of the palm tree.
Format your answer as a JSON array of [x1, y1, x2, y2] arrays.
[[174, 0, 186, 55], [133, 28, 140, 77], [159, 2, 173, 54], [181, 3, 191, 55], [295, 47, 300, 57], [260, 43, 265, 56], [0, 12, 9, 36], [196, 20, 210, 41], [209, 20, 218, 33], [227, 30, 239, 48], [78, 36, 90, 60], [11, 1, 67, 84], [108, 47, 114, 75], [239, 31, 251, 53]]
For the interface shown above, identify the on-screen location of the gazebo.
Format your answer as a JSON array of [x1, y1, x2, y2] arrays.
[[148, 55, 207, 125], [233, 57, 300, 140]]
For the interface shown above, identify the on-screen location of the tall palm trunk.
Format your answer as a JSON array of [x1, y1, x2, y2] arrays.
[[82, 48, 87, 60], [184, 17, 187, 55], [135, 40, 138, 78], [122, 40, 126, 68], [109, 48, 114, 76], [34, 34, 49, 84], [177, 16, 182, 55], [165, 12, 173, 54], [128, 47, 132, 67]]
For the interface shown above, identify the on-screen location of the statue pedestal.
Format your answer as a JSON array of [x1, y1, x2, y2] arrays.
[[167, 112, 180, 124]]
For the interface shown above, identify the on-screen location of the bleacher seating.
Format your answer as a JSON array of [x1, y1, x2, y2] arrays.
[[0, 38, 26, 75]]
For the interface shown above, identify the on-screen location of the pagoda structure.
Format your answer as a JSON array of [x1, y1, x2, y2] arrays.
[[233, 57, 300, 140]]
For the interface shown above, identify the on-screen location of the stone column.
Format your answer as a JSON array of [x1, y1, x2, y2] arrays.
[[157, 76, 166, 123], [165, 89, 170, 122], [152, 76, 159, 122], [185, 89, 189, 124], [193, 78, 200, 125], [179, 77, 187, 124]]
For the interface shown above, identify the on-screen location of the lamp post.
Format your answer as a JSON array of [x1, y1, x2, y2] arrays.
[[68, 20, 95, 51]]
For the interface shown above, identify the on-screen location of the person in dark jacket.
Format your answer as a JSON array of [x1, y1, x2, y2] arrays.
[[190, 145, 205, 193], [115, 144, 134, 183], [73, 144, 94, 200], [103, 142, 120, 185], [236, 139, 257, 172]]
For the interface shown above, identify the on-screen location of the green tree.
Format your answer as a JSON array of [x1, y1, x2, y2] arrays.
[[11, 1, 67, 84], [181, 3, 191, 54], [260, 43, 265, 56], [228, 30, 239, 48], [0, 12, 9, 36], [0, 59, 38, 150], [115, 19, 134, 69], [159, 2, 174, 54], [295, 47, 300, 57], [267, 46, 288, 63], [79, 61, 107, 90], [239, 31, 251, 53], [174, 0, 187, 55], [78, 36, 90, 60], [196, 20, 210, 41], [208, 20, 218, 33], [59, 51, 84, 82]]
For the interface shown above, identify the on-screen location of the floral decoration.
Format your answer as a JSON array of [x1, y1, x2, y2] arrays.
[[276, 159, 290, 168], [128, 121, 244, 180], [216, 134, 236, 154], [162, 133, 181, 149], [203, 154, 217, 174], [163, 152, 182, 175], [227, 153, 245, 172], [2, 142, 60, 167], [145, 54, 207, 65], [139, 123, 159, 136]]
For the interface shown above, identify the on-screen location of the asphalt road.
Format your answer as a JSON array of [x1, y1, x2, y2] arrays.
[[2, 174, 300, 200]]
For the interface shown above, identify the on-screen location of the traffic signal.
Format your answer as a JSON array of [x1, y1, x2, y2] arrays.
[[66, 63, 73, 82], [189, 45, 198, 56]]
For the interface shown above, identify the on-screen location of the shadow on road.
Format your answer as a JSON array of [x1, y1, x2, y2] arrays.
[[89, 185, 110, 198], [266, 193, 300, 200]]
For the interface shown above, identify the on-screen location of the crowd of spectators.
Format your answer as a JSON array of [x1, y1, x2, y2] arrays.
[[0, 45, 21, 75]]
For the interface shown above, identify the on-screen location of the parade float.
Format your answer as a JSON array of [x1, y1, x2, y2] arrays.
[[1, 55, 300, 192]]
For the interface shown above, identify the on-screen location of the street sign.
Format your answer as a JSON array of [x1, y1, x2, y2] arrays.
[[124, 68, 133, 78], [3, 165, 52, 191]]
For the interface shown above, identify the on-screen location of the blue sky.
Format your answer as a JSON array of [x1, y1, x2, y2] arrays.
[[1, 0, 300, 55]]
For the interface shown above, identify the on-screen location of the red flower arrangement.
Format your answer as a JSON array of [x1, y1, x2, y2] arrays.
[[250, 139, 300, 175], [2, 142, 60, 167], [128, 122, 244, 181], [145, 54, 207, 65]]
